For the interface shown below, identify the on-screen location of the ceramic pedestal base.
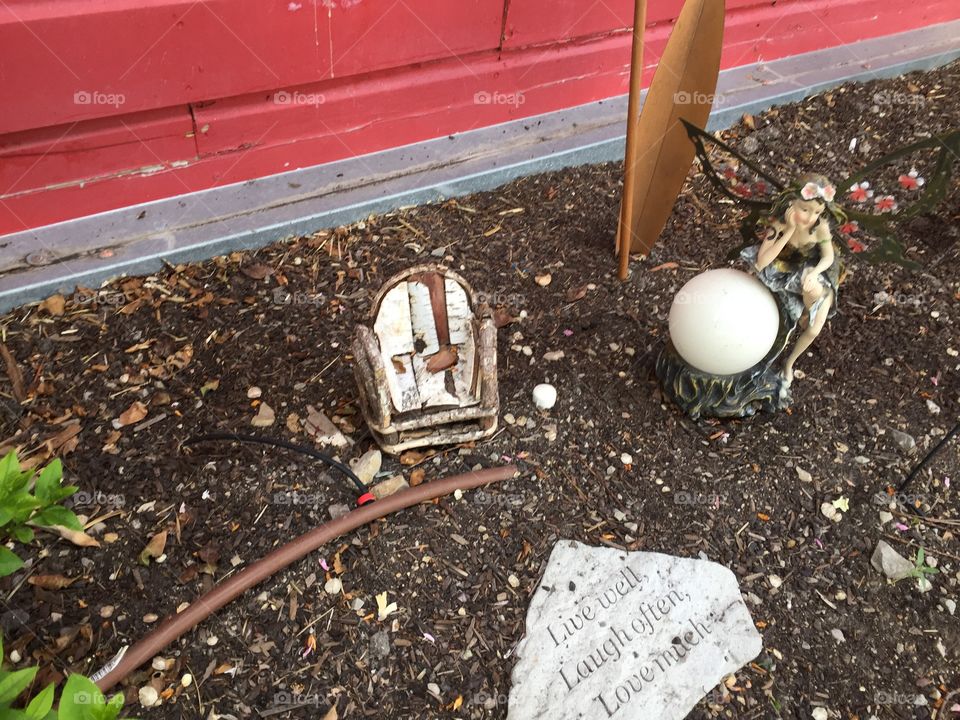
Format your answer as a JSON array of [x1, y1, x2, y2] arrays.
[[656, 293, 796, 419]]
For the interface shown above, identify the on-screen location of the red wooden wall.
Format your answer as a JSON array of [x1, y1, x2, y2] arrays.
[[1, 0, 957, 234]]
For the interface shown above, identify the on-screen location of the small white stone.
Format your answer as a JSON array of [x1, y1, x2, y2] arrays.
[[812, 708, 829, 720], [878, 511, 893, 524], [944, 599, 956, 615], [620, 453, 633, 466], [453, 489, 463, 500], [532, 384, 557, 410], [139, 686, 160, 708], [324, 577, 343, 595], [508, 574, 520, 588], [206, 635, 219, 646], [769, 575, 783, 589], [831, 628, 845, 643], [181, 674, 193, 688], [247, 386, 262, 399], [9, 650, 20, 663], [926, 399, 941, 415]]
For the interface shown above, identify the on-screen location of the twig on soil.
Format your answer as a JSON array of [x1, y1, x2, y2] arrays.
[[0, 343, 25, 402], [296, 607, 335, 637]]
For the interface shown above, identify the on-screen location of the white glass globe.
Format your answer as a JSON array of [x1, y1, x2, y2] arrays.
[[668, 268, 779, 375]]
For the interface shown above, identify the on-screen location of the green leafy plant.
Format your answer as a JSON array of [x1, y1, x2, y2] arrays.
[[0, 634, 131, 719], [0, 451, 81, 577], [0, 632, 56, 719], [57, 675, 125, 720], [904, 547, 939, 589]]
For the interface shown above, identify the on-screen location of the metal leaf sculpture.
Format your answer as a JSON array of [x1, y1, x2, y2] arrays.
[[616, 0, 725, 279]]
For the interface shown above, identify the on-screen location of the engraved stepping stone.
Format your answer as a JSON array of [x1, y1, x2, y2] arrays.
[[508, 540, 763, 720]]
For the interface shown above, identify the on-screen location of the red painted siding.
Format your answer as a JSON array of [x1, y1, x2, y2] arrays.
[[1, 0, 957, 234]]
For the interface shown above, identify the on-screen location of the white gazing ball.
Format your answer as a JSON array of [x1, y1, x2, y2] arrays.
[[532, 383, 557, 410], [668, 269, 779, 375]]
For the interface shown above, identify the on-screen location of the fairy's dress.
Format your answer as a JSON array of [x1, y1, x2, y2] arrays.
[[741, 239, 840, 325]]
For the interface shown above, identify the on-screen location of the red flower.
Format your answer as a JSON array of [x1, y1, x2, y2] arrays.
[[839, 221, 860, 235], [897, 168, 925, 190], [848, 181, 873, 202], [874, 195, 898, 213], [846, 238, 866, 253]]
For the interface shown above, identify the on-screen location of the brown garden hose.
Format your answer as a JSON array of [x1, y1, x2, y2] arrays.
[[94, 464, 518, 692]]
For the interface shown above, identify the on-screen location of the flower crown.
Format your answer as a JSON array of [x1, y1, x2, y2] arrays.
[[799, 180, 836, 203]]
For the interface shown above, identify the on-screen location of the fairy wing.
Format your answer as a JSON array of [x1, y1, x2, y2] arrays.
[[681, 118, 785, 211], [837, 129, 960, 267], [681, 119, 789, 255]]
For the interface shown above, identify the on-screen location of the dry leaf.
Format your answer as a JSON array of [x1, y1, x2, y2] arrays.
[[0, 343, 25, 402], [322, 706, 338, 720], [139, 530, 168, 565], [28, 574, 77, 590], [493, 307, 515, 328], [409, 468, 425, 487], [400, 449, 428, 466], [167, 345, 193, 370], [49, 525, 101, 548], [118, 401, 148, 427], [565, 284, 588, 302], [285, 412, 301, 433], [241, 263, 274, 280], [376, 591, 398, 621], [251, 402, 275, 427], [39, 294, 66, 316]]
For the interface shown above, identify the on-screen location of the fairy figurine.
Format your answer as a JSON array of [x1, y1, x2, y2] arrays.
[[744, 175, 842, 385], [680, 119, 959, 388]]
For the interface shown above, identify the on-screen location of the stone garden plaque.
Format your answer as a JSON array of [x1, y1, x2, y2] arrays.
[[508, 540, 763, 720]]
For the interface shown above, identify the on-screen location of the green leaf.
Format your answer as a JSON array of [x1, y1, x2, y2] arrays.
[[101, 692, 125, 720], [25, 683, 55, 720], [9, 526, 34, 544], [34, 461, 62, 504], [30, 507, 82, 532], [0, 546, 24, 578], [0, 666, 38, 704], [59, 675, 103, 720]]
